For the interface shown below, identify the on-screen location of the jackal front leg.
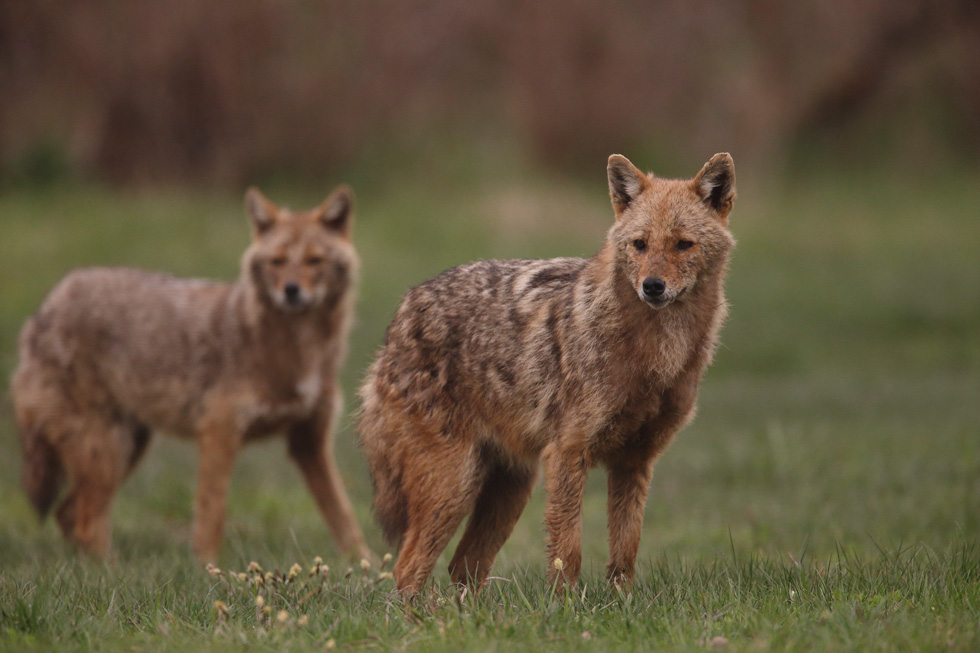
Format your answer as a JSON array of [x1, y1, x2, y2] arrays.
[[287, 392, 372, 562], [192, 409, 241, 563], [543, 444, 591, 589], [605, 456, 655, 586]]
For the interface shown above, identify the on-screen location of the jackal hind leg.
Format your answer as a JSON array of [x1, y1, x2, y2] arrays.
[[448, 459, 537, 589], [121, 421, 153, 481], [393, 439, 483, 599], [54, 413, 132, 559]]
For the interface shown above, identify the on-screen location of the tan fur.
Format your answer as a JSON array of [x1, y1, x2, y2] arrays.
[[358, 154, 736, 597], [12, 186, 371, 563]]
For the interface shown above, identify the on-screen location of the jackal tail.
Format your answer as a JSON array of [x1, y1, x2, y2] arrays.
[[21, 428, 64, 519], [366, 446, 408, 546]]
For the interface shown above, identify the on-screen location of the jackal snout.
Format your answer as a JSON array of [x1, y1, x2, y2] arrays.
[[641, 276, 667, 302], [636, 251, 691, 307], [628, 239, 696, 309], [284, 281, 302, 306], [638, 273, 687, 308]]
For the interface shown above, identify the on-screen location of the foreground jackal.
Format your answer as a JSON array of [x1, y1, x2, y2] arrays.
[[359, 154, 736, 595], [12, 187, 371, 563]]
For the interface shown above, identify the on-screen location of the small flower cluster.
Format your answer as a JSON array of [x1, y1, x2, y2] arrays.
[[206, 553, 395, 636]]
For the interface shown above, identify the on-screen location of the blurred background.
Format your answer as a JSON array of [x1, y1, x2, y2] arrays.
[[0, 1, 977, 570], [2, 0, 979, 185]]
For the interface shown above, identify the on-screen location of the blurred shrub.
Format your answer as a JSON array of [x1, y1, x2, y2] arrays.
[[0, 0, 977, 186]]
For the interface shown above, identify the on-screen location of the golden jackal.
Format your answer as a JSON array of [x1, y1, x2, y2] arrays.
[[359, 154, 736, 596], [12, 187, 371, 563]]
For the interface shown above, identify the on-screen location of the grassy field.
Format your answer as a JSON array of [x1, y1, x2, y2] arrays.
[[1, 157, 978, 650]]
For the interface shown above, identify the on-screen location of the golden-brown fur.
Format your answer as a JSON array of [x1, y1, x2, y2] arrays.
[[358, 154, 736, 596], [12, 186, 371, 563]]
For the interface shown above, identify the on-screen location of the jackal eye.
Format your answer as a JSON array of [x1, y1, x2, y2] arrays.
[[270, 256, 287, 267], [632, 239, 647, 251], [676, 239, 695, 251], [305, 256, 324, 266]]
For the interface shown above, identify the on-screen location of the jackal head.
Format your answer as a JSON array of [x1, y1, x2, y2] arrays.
[[242, 186, 358, 312], [606, 153, 735, 309]]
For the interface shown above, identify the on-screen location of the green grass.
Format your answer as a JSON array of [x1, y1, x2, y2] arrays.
[[3, 545, 978, 651], [1, 160, 979, 650]]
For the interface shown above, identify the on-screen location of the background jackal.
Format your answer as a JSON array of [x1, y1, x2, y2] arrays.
[[12, 186, 371, 563], [359, 153, 736, 596]]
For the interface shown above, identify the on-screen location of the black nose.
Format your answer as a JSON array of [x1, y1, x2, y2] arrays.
[[284, 283, 301, 303], [642, 277, 666, 298]]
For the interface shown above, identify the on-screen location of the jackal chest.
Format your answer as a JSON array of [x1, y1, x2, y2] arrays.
[[579, 380, 671, 451], [293, 368, 323, 410], [237, 366, 326, 438]]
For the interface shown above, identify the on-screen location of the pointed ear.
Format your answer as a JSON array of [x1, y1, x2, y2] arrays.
[[693, 153, 736, 222], [318, 184, 353, 235], [607, 154, 650, 218], [244, 187, 278, 236]]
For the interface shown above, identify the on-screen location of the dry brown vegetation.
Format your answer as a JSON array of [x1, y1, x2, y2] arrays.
[[1, 0, 978, 185]]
